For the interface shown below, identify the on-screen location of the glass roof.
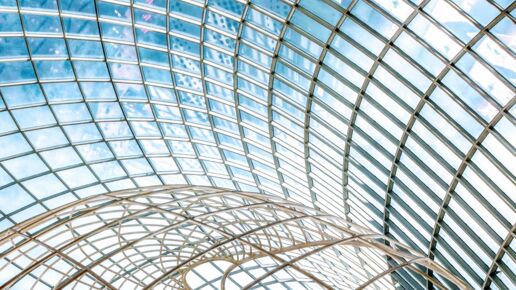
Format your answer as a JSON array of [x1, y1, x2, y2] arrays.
[[0, 0, 514, 289]]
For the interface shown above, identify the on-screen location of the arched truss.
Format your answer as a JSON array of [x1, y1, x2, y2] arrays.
[[0, 0, 514, 289], [0, 185, 469, 290]]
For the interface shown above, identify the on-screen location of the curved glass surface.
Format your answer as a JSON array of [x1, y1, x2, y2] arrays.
[[0, 0, 514, 289]]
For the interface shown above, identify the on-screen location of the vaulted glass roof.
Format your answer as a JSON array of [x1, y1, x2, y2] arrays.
[[0, 0, 514, 289]]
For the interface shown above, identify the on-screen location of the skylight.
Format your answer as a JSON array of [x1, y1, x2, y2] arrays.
[[0, 0, 514, 289]]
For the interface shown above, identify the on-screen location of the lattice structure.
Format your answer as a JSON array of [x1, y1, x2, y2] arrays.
[[0, 185, 469, 289], [0, 0, 514, 289]]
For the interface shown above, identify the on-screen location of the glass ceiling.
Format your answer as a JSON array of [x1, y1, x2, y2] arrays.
[[0, 0, 514, 289]]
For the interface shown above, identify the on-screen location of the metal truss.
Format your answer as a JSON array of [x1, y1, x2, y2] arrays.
[[0, 185, 470, 290]]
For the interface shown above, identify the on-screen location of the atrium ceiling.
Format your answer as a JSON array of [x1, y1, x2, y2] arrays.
[[0, 0, 514, 289]]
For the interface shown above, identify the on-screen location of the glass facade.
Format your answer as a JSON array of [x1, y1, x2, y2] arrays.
[[0, 0, 514, 289]]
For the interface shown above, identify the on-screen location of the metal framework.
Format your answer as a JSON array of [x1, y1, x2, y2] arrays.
[[0, 0, 514, 289], [0, 185, 470, 289]]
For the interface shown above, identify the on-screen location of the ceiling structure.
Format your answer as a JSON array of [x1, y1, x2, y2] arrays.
[[0, 0, 514, 289], [0, 185, 470, 290]]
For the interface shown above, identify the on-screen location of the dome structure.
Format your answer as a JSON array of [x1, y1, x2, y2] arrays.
[[0, 0, 514, 289], [0, 185, 470, 289]]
